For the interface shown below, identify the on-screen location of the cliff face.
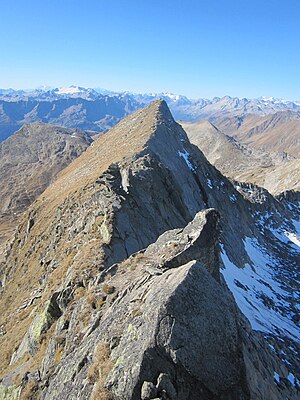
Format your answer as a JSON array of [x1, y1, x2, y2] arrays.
[[0, 101, 299, 399]]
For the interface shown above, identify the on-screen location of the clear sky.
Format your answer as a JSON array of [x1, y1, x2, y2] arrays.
[[0, 0, 299, 99]]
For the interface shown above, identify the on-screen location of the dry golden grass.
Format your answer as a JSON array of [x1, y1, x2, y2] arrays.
[[54, 345, 64, 364], [102, 283, 115, 295], [19, 380, 39, 400], [0, 214, 19, 261], [88, 342, 113, 400], [54, 335, 65, 346], [120, 252, 146, 272], [96, 299, 106, 308], [86, 293, 97, 309], [73, 286, 86, 300], [86, 288, 107, 310], [90, 383, 112, 400], [131, 308, 143, 318]]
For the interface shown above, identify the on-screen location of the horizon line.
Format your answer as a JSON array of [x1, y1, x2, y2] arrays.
[[0, 85, 299, 103]]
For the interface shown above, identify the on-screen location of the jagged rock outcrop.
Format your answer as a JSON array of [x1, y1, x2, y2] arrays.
[[1, 210, 296, 399], [0, 101, 299, 399]]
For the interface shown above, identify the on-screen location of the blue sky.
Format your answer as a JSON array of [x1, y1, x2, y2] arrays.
[[0, 0, 299, 99]]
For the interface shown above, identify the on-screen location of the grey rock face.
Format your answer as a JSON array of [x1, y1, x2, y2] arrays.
[[40, 210, 251, 400], [10, 292, 63, 364], [29, 210, 292, 400], [144, 208, 220, 280], [117, 260, 245, 400]]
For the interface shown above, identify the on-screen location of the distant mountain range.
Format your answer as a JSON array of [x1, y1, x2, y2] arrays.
[[1, 86, 300, 109], [1, 85, 300, 156], [1, 85, 300, 130], [0, 90, 139, 140]]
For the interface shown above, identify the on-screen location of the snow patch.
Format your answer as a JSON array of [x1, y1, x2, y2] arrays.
[[288, 372, 295, 386], [120, 169, 130, 194], [221, 238, 299, 341], [292, 218, 300, 236], [274, 371, 280, 384], [56, 86, 82, 94], [229, 194, 237, 202], [207, 178, 213, 189], [178, 149, 196, 172], [284, 232, 300, 248]]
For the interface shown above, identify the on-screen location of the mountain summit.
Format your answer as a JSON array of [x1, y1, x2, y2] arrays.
[[0, 101, 299, 399]]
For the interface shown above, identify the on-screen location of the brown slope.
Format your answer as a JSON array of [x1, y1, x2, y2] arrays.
[[180, 119, 276, 172], [181, 119, 300, 194], [0, 122, 91, 256], [236, 158, 300, 194], [217, 110, 300, 158]]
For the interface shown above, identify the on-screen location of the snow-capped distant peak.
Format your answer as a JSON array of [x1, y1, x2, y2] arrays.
[[162, 93, 181, 101], [55, 86, 83, 95], [260, 96, 277, 102]]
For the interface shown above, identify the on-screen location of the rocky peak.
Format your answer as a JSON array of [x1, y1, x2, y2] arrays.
[[0, 101, 299, 399]]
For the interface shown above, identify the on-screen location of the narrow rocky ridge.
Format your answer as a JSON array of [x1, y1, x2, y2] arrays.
[[0, 101, 299, 399]]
